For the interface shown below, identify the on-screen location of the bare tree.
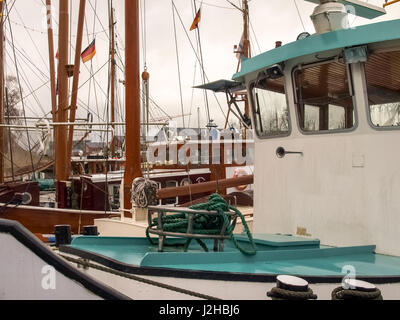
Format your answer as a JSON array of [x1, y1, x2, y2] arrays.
[[4, 75, 22, 125]]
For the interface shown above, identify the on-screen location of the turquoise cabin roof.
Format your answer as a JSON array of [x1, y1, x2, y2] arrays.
[[233, 19, 400, 82]]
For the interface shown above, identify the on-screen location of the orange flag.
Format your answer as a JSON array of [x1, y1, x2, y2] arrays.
[[190, 9, 201, 31]]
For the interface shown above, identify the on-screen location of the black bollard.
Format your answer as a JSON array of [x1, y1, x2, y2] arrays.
[[54, 225, 72, 247], [267, 275, 318, 300], [83, 225, 99, 236]]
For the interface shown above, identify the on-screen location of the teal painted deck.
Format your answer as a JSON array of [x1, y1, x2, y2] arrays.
[[233, 19, 400, 82], [67, 234, 400, 277]]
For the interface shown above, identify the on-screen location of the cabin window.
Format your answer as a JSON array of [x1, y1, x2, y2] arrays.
[[365, 50, 400, 129], [250, 75, 289, 138], [294, 61, 355, 133]]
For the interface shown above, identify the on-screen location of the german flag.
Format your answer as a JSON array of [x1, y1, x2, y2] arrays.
[[81, 39, 96, 63], [190, 9, 201, 31]]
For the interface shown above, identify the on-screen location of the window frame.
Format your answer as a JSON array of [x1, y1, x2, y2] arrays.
[[363, 47, 400, 132], [292, 58, 359, 136], [248, 72, 292, 140]]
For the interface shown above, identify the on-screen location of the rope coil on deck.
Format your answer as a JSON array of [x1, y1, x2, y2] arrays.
[[267, 287, 318, 300], [331, 286, 383, 300], [146, 193, 257, 255], [131, 177, 158, 208]]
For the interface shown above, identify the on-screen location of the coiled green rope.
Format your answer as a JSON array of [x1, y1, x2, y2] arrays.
[[146, 193, 257, 255]]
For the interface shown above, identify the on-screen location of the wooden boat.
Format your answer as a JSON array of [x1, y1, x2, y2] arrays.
[[0, 203, 117, 235]]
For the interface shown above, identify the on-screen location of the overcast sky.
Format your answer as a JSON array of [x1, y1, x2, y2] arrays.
[[4, 0, 400, 143]]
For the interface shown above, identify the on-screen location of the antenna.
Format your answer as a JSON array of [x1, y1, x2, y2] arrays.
[[304, 0, 386, 19]]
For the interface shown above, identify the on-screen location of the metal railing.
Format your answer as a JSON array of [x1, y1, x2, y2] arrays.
[[147, 205, 238, 252]]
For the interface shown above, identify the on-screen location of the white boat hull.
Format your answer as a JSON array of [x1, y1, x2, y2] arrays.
[[60, 255, 400, 300]]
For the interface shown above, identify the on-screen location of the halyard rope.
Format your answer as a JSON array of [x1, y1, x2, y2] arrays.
[[59, 254, 221, 300]]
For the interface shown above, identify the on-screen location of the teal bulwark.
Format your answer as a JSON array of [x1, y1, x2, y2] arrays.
[[66, 235, 400, 277], [233, 19, 400, 82]]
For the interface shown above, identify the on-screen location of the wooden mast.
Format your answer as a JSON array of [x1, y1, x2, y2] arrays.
[[242, 0, 250, 134], [110, 3, 116, 158], [55, 0, 70, 206], [46, 0, 57, 124], [66, 0, 86, 174], [0, 0, 4, 183], [123, 0, 142, 210]]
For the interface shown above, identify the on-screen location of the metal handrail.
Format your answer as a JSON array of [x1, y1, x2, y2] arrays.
[[147, 205, 238, 252]]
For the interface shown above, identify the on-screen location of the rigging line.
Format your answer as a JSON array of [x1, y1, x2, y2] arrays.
[[140, 0, 147, 68], [4, 49, 47, 117], [3, 40, 49, 107], [191, 0, 211, 124], [8, 20, 107, 38], [4, 70, 50, 110], [14, 7, 50, 73], [89, 0, 103, 142], [6, 1, 35, 174], [188, 60, 198, 128], [225, 0, 243, 12], [102, 0, 111, 214], [76, 59, 111, 118], [148, 94, 172, 120], [88, 0, 110, 42], [5, 38, 50, 81], [6, 49, 110, 125], [190, 0, 206, 126], [195, 0, 235, 10], [84, 11, 93, 123], [249, 20, 261, 56], [171, 1, 227, 121], [293, 0, 306, 32], [0, 0, 16, 28], [171, 0, 186, 128]]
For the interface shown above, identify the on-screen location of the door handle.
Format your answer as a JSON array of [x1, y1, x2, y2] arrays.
[[276, 147, 303, 158]]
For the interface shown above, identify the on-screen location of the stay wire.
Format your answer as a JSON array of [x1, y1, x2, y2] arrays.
[[171, 0, 186, 128], [5, 0, 35, 174]]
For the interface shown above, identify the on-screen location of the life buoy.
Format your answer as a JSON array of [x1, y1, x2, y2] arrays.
[[233, 168, 248, 191]]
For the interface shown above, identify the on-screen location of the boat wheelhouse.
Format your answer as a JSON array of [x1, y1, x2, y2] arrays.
[[233, 17, 400, 257]]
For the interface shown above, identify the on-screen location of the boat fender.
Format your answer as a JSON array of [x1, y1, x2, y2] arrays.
[[35, 119, 51, 154], [233, 168, 248, 191], [267, 275, 318, 300]]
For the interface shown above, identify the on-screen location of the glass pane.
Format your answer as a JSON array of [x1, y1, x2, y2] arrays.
[[295, 61, 355, 133], [251, 77, 289, 137], [365, 51, 400, 128]]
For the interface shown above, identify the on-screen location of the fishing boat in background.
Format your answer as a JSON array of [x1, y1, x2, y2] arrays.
[[56, 0, 400, 300], [0, 0, 253, 237]]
